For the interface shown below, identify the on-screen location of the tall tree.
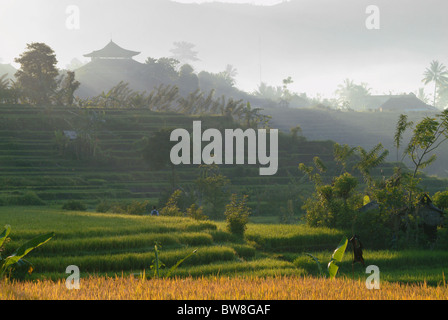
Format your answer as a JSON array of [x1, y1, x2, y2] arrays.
[[14, 43, 59, 105], [59, 71, 80, 106], [178, 64, 199, 96], [195, 164, 230, 219], [170, 42, 200, 65], [335, 79, 371, 110], [422, 60, 448, 109]]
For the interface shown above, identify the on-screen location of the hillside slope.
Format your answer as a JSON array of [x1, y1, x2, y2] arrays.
[[266, 107, 448, 177]]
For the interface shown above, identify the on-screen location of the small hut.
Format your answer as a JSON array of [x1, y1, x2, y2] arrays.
[[417, 194, 444, 241], [358, 194, 444, 242], [378, 93, 436, 112]]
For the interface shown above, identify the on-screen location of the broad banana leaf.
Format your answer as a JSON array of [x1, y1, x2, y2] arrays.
[[1, 232, 54, 272], [331, 236, 348, 263], [0, 225, 11, 249], [327, 236, 348, 279], [328, 261, 339, 279]]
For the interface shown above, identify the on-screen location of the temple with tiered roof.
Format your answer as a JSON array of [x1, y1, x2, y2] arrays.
[[83, 40, 141, 61]]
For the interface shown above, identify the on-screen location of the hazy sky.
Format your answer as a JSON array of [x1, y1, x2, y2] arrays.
[[1, 0, 447, 99], [173, 0, 287, 4]]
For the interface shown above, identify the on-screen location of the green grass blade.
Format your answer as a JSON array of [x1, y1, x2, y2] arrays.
[[166, 249, 198, 278], [304, 253, 324, 277]]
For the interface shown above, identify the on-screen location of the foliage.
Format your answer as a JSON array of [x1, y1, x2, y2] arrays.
[[139, 243, 198, 279], [300, 142, 391, 230], [384, 111, 448, 245], [397, 110, 448, 179], [95, 200, 150, 215], [327, 236, 348, 279], [0, 225, 54, 278], [421, 60, 448, 108], [279, 200, 298, 224], [195, 165, 231, 219], [335, 78, 371, 110], [186, 204, 208, 221], [3, 191, 45, 206], [355, 143, 389, 186], [0, 74, 21, 104], [433, 190, 448, 211], [169, 41, 200, 64], [224, 194, 251, 237], [139, 128, 178, 188], [300, 158, 362, 228], [301, 236, 348, 279], [54, 71, 80, 106], [14, 42, 59, 105], [160, 190, 183, 217], [62, 200, 87, 211], [145, 57, 180, 83]]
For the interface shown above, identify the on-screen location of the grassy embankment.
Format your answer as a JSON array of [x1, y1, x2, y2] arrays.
[[1, 206, 447, 287]]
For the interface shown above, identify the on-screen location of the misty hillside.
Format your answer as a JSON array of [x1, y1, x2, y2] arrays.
[[3, 0, 448, 177], [2, 0, 448, 96], [265, 107, 448, 178], [0, 64, 16, 80]]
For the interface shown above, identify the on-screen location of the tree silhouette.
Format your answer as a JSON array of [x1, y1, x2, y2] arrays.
[[422, 60, 448, 109], [170, 42, 200, 65], [335, 78, 371, 110], [14, 43, 59, 105]]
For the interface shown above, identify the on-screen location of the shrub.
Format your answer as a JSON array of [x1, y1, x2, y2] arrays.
[[433, 191, 448, 212], [186, 204, 208, 221], [230, 244, 256, 259], [127, 200, 150, 215], [62, 200, 87, 211], [160, 190, 183, 217], [96, 200, 112, 213], [5, 191, 45, 206], [224, 194, 251, 237], [95, 200, 150, 215]]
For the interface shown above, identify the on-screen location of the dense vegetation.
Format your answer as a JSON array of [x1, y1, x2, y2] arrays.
[[1, 206, 448, 287], [1, 42, 448, 297]]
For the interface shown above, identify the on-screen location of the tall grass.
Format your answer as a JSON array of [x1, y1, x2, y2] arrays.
[[2, 276, 448, 300], [29, 246, 237, 273], [2, 206, 448, 286], [245, 223, 345, 252]]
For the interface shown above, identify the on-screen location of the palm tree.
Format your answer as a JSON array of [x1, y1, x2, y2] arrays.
[[170, 41, 200, 65], [335, 79, 371, 110], [241, 102, 263, 128], [422, 60, 448, 109]]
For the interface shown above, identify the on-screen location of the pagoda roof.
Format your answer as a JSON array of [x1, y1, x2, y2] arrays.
[[84, 40, 140, 59]]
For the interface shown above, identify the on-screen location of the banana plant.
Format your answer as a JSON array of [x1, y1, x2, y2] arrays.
[[0, 225, 54, 278], [327, 236, 348, 279], [135, 244, 198, 279], [304, 236, 348, 279]]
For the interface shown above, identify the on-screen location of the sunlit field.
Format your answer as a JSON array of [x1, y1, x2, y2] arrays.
[[2, 276, 448, 300]]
